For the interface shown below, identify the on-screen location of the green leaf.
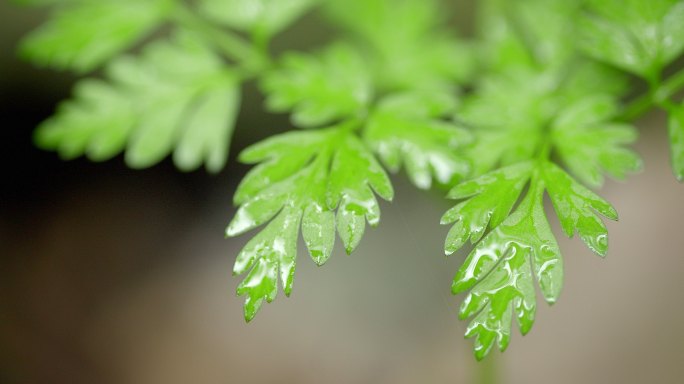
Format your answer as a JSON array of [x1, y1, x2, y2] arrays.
[[199, 0, 315, 37], [12, 0, 64, 6], [19, 0, 173, 73], [227, 126, 393, 321], [668, 103, 684, 181], [261, 44, 372, 128], [441, 162, 534, 255], [364, 91, 471, 189], [552, 95, 642, 187], [579, 0, 684, 78], [324, 0, 473, 91], [543, 162, 618, 257], [458, 69, 553, 172], [34, 32, 240, 173], [451, 175, 562, 360]]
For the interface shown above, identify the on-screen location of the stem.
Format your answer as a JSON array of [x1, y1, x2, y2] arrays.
[[621, 68, 684, 121], [171, 3, 268, 74], [476, 354, 498, 384]]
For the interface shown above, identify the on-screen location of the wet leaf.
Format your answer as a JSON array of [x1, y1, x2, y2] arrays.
[[543, 162, 618, 256], [364, 91, 471, 189], [227, 126, 393, 320], [452, 176, 562, 360], [441, 162, 533, 255]]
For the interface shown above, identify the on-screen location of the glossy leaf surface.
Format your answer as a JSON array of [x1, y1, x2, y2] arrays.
[[227, 126, 393, 321], [442, 162, 533, 255], [34, 32, 240, 173], [451, 176, 562, 360], [543, 162, 618, 256]]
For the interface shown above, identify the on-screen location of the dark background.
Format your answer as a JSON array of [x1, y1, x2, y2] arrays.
[[2, 2, 684, 384]]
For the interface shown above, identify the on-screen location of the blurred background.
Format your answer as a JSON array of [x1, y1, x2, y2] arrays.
[[2, 2, 684, 384]]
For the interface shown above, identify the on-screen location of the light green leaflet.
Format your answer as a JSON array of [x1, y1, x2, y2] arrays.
[[20, 0, 173, 73], [324, 0, 473, 91], [364, 91, 471, 189], [452, 173, 561, 361], [199, 0, 316, 37], [226, 125, 393, 321], [261, 44, 372, 128], [579, 0, 684, 78], [443, 162, 621, 360], [459, 66, 630, 177], [552, 95, 642, 187], [543, 163, 619, 257], [34, 32, 240, 173], [668, 104, 684, 181], [441, 162, 534, 255]]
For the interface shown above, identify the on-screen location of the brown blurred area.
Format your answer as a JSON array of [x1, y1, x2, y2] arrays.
[[2, 2, 684, 384]]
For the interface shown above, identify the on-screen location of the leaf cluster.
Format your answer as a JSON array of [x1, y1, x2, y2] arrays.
[[15, 0, 684, 361]]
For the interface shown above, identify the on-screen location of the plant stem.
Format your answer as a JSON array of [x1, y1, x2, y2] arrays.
[[171, 3, 268, 74], [476, 353, 498, 384], [621, 68, 684, 121]]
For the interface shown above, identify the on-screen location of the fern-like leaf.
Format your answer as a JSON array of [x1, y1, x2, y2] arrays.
[[226, 125, 393, 321], [34, 32, 240, 173], [20, 0, 173, 73]]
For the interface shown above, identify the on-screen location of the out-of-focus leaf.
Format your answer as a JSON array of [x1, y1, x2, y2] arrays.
[[35, 32, 240, 173], [668, 103, 684, 181], [552, 95, 642, 187], [364, 91, 471, 189], [199, 0, 316, 37], [261, 44, 372, 128], [19, 0, 173, 73], [579, 0, 684, 78]]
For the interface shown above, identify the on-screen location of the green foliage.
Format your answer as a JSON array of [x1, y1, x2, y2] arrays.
[[668, 104, 684, 180], [15, 0, 684, 361], [325, 0, 474, 90], [20, 0, 173, 73], [35, 32, 240, 172], [450, 172, 561, 361], [261, 44, 372, 128], [543, 163, 618, 257], [226, 125, 393, 320], [552, 95, 642, 187], [199, 0, 316, 37], [364, 91, 471, 189], [579, 0, 684, 79]]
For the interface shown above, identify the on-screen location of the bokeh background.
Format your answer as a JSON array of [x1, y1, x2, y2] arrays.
[[2, 2, 684, 384]]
